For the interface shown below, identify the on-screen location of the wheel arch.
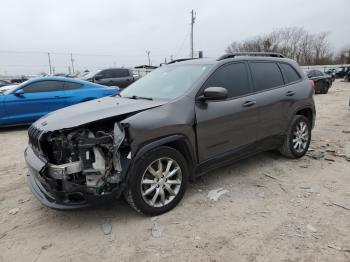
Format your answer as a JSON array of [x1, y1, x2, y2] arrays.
[[132, 134, 197, 180], [286, 105, 315, 132]]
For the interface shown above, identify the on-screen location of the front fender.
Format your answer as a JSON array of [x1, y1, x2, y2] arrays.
[[133, 134, 195, 164]]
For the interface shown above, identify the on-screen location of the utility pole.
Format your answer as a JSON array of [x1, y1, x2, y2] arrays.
[[146, 50, 151, 66], [47, 52, 52, 75], [70, 53, 75, 74], [190, 9, 196, 58]]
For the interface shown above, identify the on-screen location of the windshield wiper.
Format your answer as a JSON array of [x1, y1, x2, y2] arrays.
[[126, 95, 153, 101]]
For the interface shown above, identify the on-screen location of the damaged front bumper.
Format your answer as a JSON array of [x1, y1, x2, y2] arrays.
[[25, 146, 124, 210]]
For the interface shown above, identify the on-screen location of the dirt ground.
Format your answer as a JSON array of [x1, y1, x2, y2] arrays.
[[0, 80, 350, 262]]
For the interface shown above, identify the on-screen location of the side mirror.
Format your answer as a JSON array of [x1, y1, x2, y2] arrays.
[[199, 87, 228, 101], [14, 89, 24, 96], [94, 74, 103, 81]]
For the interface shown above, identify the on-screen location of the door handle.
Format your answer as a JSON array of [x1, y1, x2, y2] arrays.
[[286, 91, 295, 96], [242, 101, 256, 107]]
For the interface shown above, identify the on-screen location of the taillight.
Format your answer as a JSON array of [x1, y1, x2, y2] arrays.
[[310, 80, 315, 93]]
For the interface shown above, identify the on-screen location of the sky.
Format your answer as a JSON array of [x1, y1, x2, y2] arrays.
[[0, 0, 349, 75]]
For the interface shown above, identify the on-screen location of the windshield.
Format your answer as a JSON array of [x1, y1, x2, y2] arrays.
[[121, 64, 212, 100], [81, 70, 101, 80]]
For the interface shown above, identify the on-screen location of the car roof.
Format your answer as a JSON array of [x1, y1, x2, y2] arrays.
[[169, 56, 297, 66], [24, 76, 95, 85]]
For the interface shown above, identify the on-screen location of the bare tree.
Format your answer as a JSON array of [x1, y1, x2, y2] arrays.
[[226, 27, 335, 65]]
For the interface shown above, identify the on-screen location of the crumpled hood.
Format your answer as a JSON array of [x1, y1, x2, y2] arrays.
[[33, 96, 168, 131]]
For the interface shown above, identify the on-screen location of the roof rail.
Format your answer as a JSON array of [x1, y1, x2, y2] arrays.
[[217, 52, 285, 61], [167, 58, 198, 64]]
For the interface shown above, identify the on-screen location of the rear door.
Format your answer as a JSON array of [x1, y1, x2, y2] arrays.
[[195, 62, 258, 163], [4, 80, 66, 123], [110, 69, 133, 88], [247, 61, 300, 146]]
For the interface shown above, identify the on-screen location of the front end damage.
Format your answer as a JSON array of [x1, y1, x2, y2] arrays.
[[26, 123, 130, 209]]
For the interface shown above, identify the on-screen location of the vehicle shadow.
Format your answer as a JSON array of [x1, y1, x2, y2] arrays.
[[0, 125, 30, 133], [40, 150, 285, 226]]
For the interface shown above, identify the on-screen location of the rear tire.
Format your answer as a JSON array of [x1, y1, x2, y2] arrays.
[[279, 115, 311, 158], [124, 146, 189, 215], [321, 83, 329, 94]]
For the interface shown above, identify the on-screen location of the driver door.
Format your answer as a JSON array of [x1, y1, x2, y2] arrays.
[[195, 62, 258, 163]]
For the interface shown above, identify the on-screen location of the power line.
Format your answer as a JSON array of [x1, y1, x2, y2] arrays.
[[173, 26, 191, 59], [0, 50, 169, 57]]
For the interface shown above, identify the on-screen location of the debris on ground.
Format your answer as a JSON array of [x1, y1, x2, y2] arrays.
[[8, 208, 19, 215], [257, 192, 265, 198], [328, 244, 350, 252], [307, 151, 324, 160], [41, 243, 52, 250], [151, 222, 163, 238], [324, 157, 335, 162], [207, 188, 229, 201], [331, 202, 350, 211], [100, 219, 112, 235], [18, 198, 30, 204], [262, 172, 280, 180]]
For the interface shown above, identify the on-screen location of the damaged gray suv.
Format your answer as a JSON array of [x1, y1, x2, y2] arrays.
[[25, 53, 316, 215]]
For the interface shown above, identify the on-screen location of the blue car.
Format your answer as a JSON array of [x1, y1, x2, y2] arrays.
[[0, 77, 119, 127]]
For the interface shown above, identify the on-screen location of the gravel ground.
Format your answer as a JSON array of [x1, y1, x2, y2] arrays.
[[0, 80, 350, 262]]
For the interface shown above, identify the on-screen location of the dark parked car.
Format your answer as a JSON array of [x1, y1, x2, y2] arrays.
[[345, 71, 350, 82], [81, 68, 137, 89], [0, 80, 10, 88], [25, 52, 315, 215], [304, 69, 332, 94], [336, 66, 350, 78], [0, 77, 119, 127], [325, 69, 336, 82]]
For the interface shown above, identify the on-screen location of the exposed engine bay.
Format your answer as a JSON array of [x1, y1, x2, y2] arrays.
[[43, 123, 128, 196]]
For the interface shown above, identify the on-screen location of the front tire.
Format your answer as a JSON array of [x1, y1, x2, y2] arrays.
[[124, 146, 188, 215], [279, 115, 311, 158]]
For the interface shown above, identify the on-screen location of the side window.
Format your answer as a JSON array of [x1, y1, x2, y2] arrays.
[[279, 63, 301, 84], [203, 63, 251, 98], [64, 82, 84, 90], [22, 81, 64, 93], [249, 62, 284, 92], [315, 70, 323, 77], [111, 69, 130, 78], [100, 70, 113, 79]]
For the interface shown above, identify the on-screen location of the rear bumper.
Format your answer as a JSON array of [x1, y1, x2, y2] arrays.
[[25, 146, 122, 210]]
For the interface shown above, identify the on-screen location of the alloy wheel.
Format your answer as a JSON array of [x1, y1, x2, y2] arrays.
[[292, 121, 309, 153], [140, 157, 182, 208]]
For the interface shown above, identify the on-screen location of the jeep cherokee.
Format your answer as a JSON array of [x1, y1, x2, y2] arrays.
[[25, 52, 316, 215]]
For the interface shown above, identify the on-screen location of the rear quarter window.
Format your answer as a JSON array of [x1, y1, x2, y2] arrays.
[[249, 62, 284, 92], [64, 82, 84, 90], [22, 80, 64, 93], [111, 69, 130, 78], [279, 63, 301, 84]]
